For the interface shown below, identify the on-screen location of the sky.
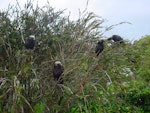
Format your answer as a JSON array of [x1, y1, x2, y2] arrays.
[[0, 0, 150, 41]]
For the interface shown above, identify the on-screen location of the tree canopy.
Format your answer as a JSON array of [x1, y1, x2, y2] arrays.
[[0, 1, 150, 113]]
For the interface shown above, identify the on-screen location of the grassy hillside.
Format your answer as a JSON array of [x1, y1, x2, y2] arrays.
[[0, 1, 150, 113]]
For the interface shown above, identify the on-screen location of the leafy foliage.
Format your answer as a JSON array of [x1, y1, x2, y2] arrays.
[[0, 1, 150, 113]]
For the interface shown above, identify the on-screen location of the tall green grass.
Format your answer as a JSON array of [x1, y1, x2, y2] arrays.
[[0, 0, 149, 113]]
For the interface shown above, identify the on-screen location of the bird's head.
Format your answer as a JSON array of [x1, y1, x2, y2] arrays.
[[98, 40, 104, 44], [107, 37, 112, 41], [54, 61, 63, 67], [29, 35, 35, 41]]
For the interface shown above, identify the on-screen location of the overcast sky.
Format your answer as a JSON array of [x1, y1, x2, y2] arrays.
[[0, 0, 150, 41]]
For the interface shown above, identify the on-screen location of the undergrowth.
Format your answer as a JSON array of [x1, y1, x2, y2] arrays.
[[0, 1, 149, 113]]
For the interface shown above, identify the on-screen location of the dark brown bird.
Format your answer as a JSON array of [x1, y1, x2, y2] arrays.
[[108, 35, 124, 44], [25, 35, 35, 49], [53, 61, 64, 84], [95, 40, 104, 56]]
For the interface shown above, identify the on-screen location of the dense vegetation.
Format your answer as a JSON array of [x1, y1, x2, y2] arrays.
[[0, 1, 150, 113]]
